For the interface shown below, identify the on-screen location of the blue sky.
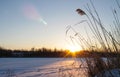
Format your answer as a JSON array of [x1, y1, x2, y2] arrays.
[[0, 0, 118, 50]]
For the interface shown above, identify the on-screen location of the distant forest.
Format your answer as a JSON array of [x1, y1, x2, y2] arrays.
[[0, 47, 119, 58], [0, 47, 72, 57]]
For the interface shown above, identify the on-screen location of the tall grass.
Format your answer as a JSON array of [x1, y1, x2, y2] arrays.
[[66, 0, 120, 77]]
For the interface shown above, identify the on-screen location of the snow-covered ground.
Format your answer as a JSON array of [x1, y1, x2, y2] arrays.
[[0, 58, 87, 77]]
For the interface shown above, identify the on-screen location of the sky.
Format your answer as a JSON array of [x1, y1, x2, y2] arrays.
[[0, 0, 119, 50]]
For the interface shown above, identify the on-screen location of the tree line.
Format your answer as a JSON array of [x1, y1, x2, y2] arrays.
[[0, 47, 119, 58], [0, 47, 72, 57]]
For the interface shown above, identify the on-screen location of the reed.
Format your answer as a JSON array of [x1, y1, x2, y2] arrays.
[[66, 0, 120, 77]]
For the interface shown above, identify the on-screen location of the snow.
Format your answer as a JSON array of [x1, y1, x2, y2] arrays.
[[95, 69, 120, 77], [0, 58, 87, 77], [0, 58, 120, 77], [1, 58, 120, 77]]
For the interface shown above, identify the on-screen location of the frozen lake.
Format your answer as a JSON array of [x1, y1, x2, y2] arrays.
[[0, 58, 87, 77]]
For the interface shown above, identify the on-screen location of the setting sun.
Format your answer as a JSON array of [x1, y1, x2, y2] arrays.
[[66, 45, 81, 53]]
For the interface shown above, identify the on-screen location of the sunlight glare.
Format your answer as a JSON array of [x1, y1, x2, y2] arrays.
[[39, 18, 47, 25], [23, 4, 47, 25], [66, 45, 81, 53]]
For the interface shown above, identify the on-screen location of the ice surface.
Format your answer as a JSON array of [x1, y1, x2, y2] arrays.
[[0, 58, 86, 77], [95, 69, 120, 77]]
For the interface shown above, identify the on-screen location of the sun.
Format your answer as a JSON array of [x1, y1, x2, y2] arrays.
[[66, 45, 81, 53]]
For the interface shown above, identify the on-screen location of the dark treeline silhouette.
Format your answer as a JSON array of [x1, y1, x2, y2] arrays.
[[0, 47, 120, 58], [0, 47, 72, 57]]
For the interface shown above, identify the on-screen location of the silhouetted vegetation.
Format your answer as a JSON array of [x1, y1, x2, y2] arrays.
[[0, 47, 69, 57], [0, 46, 120, 58], [66, 0, 120, 76]]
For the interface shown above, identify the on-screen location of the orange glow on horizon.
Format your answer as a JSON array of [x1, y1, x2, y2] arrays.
[[66, 44, 81, 53]]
